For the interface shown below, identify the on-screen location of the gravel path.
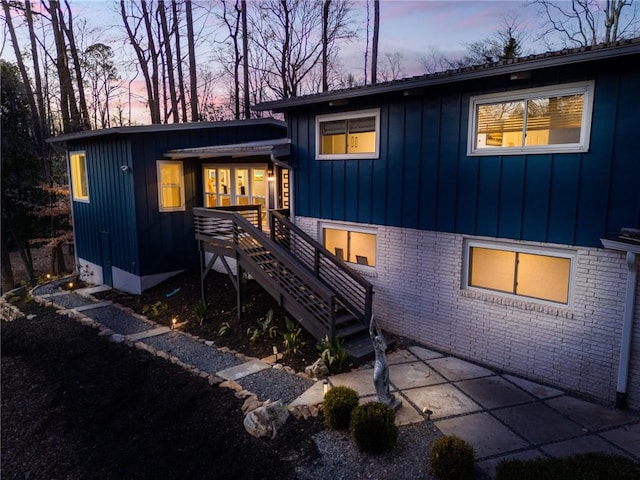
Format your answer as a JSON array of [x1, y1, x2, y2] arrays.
[[84, 305, 153, 335], [141, 331, 243, 372], [237, 367, 315, 404]]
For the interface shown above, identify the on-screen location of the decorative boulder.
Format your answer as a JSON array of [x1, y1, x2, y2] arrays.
[[243, 400, 289, 439], [305, 358, 329, 378]]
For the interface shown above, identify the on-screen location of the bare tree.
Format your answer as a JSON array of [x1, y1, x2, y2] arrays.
[[378, 51, 404, 81], [158, 0, 179, 122], [449, 16, 530, 67], [371, 0, 379, 84], [250, 0, 354, 99], [241, 0, 250, 118], [171, 0, 188, 122], [216, 0, 243, 119], [120, 0, 161, 123], [421, 46, 449, 74], [530, 0, 638, 47], [84, 43, 121, 128], [185, 0, 198, 121], [322, 0, 330, 92]]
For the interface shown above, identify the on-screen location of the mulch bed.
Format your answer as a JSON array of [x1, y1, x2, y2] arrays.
[[1, 292, 324, 479]]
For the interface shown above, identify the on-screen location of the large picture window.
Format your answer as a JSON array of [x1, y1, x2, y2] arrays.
[[468, 81, 594, 155], [316, 109, 380, 160], [323, 227, 376, 267], [465, 241, 574, 305], [157, 161, 185, 212], [70, 151, 89, 202]]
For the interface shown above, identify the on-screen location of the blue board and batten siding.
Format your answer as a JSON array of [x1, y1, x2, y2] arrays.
[[68, 137, 138, 279], [67, 122, 287, 280], [289, 59, 640, 247]]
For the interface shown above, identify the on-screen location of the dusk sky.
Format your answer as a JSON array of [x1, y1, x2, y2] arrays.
[[1, 0, 563, 122]]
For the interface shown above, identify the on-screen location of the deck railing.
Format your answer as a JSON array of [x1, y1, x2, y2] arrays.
[[269, 210, 373, 323], [193, 206, 338, 340]]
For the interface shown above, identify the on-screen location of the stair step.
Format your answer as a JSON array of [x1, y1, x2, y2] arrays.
[[342, 333, 375, 363], [335, 322, 367, 339], [335, 310, 356, 325]]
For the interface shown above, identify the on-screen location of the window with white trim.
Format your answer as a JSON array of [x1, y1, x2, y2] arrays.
[[323, 227, 376, 267], [70, 151, 89, 202], [316, 109, 380, 159], [464, 240, 574, 305], [157, 161, 185, 212], [468, 81, 594, 155]]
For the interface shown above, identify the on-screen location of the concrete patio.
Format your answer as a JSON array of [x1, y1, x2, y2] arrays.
[[290, 346, 640, 478]]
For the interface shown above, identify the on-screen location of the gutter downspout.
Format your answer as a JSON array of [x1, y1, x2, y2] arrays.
[[616, 250, 638, 409]]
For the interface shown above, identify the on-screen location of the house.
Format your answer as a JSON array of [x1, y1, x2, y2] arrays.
[[253, 39, 640, 409], [49, 119, 290, 295]]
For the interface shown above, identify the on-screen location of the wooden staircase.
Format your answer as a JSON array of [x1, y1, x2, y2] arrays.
[[193, 206, 375, 362]]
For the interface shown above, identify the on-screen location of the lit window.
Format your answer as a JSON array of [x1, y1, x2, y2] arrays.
[[70, 152, 89, 202], [316, 109, 380, 159], [465, 242, 573, 304], [468, 81, 594, 155], [157, 161, 185, 212], [323, 227, 376, 267]]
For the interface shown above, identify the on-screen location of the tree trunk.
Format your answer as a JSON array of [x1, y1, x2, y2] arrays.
[[185, 0, 198, 121], [120, 0, 161, 123], [3, 1, 44, 157], [241, 0, 250, 119], [1, 233, 15, 294], [62, 0, 91, 130], [322, 0, 330, 92], [171, 0, 188, 122], [280, 0, 291, 98], [159, 0, 179, 123], [371, 0, 379, 85]]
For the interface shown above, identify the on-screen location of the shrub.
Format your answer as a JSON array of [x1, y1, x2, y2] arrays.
[[317, 335, 348, 373], [282, 318, 306, 356], [495, 453, 640, 480], [247, 309, 279, 344], [429, 434, 475, 480], [323, 386, 359, 430], [192, 300, 208, 326], [349, 402, 398, 454]]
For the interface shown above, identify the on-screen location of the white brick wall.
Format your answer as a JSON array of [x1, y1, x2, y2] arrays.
[[295, 216, 640, 409]]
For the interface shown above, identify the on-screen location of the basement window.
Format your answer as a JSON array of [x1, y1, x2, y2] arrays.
[[157, 161, 185, 212], [464, 240, 574, 305], [323, 227, 376, 267]]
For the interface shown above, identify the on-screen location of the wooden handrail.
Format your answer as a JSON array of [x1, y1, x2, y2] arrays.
[[194, 207, 338, 338], [269, 210, 373, 323]]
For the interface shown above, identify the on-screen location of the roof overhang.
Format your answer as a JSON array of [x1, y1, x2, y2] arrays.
[[46, 118, 286, 144], [254, 38, 640, 112], [164, 138, 291, 161]]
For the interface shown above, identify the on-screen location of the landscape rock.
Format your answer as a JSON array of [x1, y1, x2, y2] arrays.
[[305, 358, 329, 378], [243, 400, 289, 439]]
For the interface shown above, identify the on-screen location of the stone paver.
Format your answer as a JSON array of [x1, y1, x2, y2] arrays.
[[408, 345, 443, 361], [541, 434, 631, 459], [74, 301, 113, 312], [435, 412, 529, 458], [477, 449, 545, 479], [402, 383, 481, 420], [127, 326, 171, 342], [546, 396, 638, 431], [493, 403, 584, 444], [386, 349, 417, 365], [600, 423, 640, 458], [389, 362, 447, 390], [456, 376, 535, 409], [503, 374, 563, 399], [290, 381, 326, 408], [329, 368, 379, 397], [217, 359, 271, 381], [427, 356, 494, 381]]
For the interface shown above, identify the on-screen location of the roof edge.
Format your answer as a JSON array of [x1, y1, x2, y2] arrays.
[[46, 118, 286, 144]]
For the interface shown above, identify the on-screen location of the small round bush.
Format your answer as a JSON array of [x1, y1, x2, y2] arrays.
[[349, 402, 398, 454], [323, 386, 359, 430], [429, 434, 475, 480]]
